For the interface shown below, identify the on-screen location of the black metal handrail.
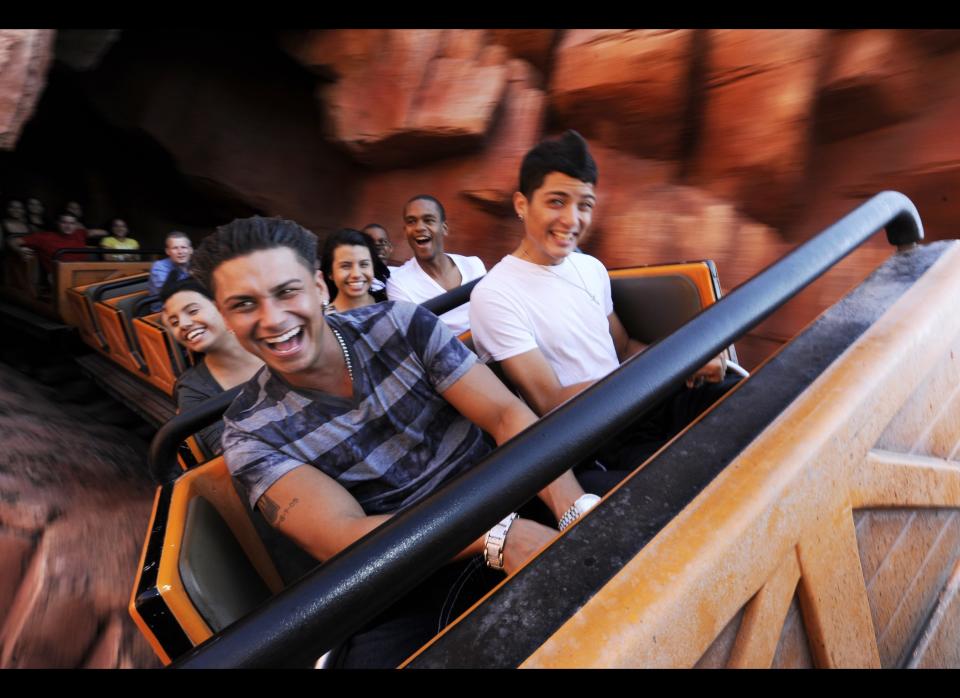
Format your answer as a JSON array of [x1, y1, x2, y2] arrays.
[[167, 191, 922, 668], [149, 386, 242, 484], [420, 277, 483, 317]]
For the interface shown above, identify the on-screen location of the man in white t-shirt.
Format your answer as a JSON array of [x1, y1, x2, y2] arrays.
[[470, 130, 737, 470], [385, 195, 485, 335]]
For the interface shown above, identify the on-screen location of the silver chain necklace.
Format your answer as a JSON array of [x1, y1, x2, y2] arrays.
[[329, 326, 354, 383], [519, 246, 600, 306]]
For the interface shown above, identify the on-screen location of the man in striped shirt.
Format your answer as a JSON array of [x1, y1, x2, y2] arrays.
[[191, 216, 594, 668]]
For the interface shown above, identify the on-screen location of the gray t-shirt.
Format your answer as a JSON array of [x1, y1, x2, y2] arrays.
[[174, 358, 225, 459], [223, 301, 491, 514]]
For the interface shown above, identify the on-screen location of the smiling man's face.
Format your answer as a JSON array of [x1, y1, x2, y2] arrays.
[[403, 198, 447, 263], [213, 246, 329, 381]]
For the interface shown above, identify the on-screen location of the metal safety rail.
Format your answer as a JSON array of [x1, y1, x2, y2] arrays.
[[150, 192, 922, 668]]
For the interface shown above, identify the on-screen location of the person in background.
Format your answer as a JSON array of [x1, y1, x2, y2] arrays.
[[161, 275, 263, 458], [10, 212, 99, 273], [100, 218, 140, 261], [25, 197, 47, 232], [319, 228, 390, 315], [362, 223, 398, 294], [385, 195, 485, 335], [147, 231, 193, 311]]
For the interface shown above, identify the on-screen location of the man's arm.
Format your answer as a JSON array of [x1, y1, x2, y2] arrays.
[[498, 348, 594, 418], [257, 463, 555, 574], [608, 310, 647, 363], [608, 308, 724, 386], [147, 261, 167, 297], [441, 361, 585, 520]]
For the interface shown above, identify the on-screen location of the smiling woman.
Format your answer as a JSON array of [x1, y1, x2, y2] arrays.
[[160, 276, 263, 456], [319, 228, 390, 314]]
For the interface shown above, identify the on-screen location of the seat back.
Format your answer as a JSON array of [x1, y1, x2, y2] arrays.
[[54, 260, 153, 318], [133, 312, 187, 396], [93, 289, 151, 373], [129, 457, 284, 665], [65, 272, 150, 350]]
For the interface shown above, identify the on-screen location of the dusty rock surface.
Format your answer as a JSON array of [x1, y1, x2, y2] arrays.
[[0, 29, 55, 150], [0, 364, 158, 668]]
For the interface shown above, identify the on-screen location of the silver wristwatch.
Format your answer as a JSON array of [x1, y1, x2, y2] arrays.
[[484, 512, 519, 570], [558, 493, 601, 532]]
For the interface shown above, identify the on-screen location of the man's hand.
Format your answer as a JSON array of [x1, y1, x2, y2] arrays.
[[501, 518, 557, 575], [685, 354, 726, 389]]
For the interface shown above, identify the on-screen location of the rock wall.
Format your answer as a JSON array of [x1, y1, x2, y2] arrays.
[[0, 30, 55, 150], [0, 364, 157, 668], [4, 28, 960, 365]]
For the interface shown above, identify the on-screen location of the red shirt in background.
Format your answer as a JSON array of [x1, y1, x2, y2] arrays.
[[21, 228, 91, 272]]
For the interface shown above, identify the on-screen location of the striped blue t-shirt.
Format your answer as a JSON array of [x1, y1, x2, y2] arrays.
[[222, 301, 492, 515]]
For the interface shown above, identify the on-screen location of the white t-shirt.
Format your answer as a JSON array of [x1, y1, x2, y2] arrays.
[[371, 266, 398, 294], [386, 254, 486, 335], [469, 253, 619, 387]]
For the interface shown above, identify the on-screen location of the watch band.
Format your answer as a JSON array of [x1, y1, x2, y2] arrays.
[[558, 493, 601, 532], [484, 512, 519, 570]]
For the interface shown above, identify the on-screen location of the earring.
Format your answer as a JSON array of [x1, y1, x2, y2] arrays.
[[518, 214, 524, 221]]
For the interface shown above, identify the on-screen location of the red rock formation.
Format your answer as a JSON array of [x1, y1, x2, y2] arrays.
[[0, 366, 157, 668], [301, 30, 510, 168], [550, 29, 694, 161], [690, 29, 827, 227], [350, 58, 547, 264], [488, 29, 557, 79], [0, 29, 55, 150], [816, 30, 925, 142]]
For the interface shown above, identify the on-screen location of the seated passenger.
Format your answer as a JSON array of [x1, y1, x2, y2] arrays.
[[147, 231, 193, 311], [2, 200, 30, 257], [361, 223, 398, 293], [319, 228, 389, 315], [191, 216, 609, 668], [100, 218, 141, 261], [26, 197, 48, 232], [2, 199, 30, 239], [470, 130, 739, 470], [10, 213, 97, 273], [385, 195, 485, 335], [161, 275, 263, 458]]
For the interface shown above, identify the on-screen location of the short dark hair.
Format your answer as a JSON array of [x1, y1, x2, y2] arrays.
[[191, 216, 318, 293], [159, 274, 214, 305], [518, 129, 598, 198], [404, 194, 446, 223], [362, 223, 388, 236], [320, 228, 390, 301], [165, 231, 191, 246]]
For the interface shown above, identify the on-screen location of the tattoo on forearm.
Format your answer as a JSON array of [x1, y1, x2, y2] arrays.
[[258, 495, 300, 526], [278, 497, 299, 524]]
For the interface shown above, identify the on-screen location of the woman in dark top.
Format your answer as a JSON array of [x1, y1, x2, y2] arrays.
[[319, 228, 390, 314], [161, 275, 263, 458]]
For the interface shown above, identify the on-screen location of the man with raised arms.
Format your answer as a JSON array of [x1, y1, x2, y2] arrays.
[[470, 130, 737, 470], [385, 195, 485, 335], [190, 216, 605, 668]]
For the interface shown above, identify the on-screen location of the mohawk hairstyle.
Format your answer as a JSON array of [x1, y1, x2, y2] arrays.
[[159, 274, 213, 305], [191, 216, 318, 293], [518, 129, 598, 198]]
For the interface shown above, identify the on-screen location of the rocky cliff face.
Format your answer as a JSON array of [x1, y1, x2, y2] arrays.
[[4, 28, 960, 365], [0, 364, 157, 668]]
